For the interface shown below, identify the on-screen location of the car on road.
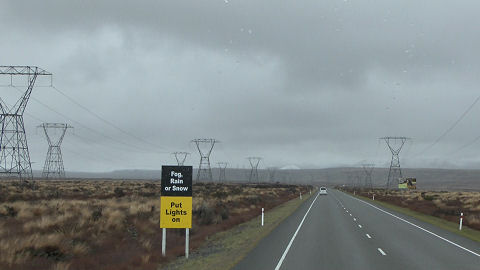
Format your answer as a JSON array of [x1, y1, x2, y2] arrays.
[[319, 187, 327, 195]]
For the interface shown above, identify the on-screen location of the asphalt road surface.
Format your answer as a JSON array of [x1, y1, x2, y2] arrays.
[[234, 189, 480, 270]]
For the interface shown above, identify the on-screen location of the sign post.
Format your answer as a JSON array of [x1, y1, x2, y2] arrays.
[[162, 228, 166, 256], [160, 166, 193, 258]]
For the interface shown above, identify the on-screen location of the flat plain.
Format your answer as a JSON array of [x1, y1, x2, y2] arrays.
[[0, 180, 310, 270]]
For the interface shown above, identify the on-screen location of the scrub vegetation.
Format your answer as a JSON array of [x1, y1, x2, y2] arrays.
[[341, 188, 480, 233], [0, 180, 310, 270]]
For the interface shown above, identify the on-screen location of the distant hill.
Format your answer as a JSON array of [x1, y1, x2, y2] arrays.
[[32, 167, 480, 191]]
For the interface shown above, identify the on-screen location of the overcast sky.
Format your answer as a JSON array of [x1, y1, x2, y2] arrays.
[[2, 1, 480, 172]]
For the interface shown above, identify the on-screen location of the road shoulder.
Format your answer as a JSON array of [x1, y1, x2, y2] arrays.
[[341, 190, 480, 243], [161, 190, 315, 270]]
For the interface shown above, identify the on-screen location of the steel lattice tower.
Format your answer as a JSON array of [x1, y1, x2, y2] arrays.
[[380, 137, 410, 189], [39, 123, 73, 179], [355, 172, 362, 188], [217, 162, 228, 182], [192, 139, 218, 182], [247, 157, 261, 183], [347, 171, 355, 188], [172, 152, 190, 166], [267, 167, 277, 182], [0, 66, 52, 180], [362, 163, 375, 189]]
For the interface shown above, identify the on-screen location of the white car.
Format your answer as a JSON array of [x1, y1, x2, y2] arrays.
[[319, 187, 327, 195]]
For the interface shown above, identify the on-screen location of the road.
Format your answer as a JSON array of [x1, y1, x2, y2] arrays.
[[234, 189, 480, 270]]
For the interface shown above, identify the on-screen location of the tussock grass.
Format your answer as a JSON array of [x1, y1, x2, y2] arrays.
[[342, 188, 480, 243], [0, 180, 311, 270]]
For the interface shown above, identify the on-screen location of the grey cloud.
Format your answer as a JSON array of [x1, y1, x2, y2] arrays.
[[1, 1, 480, 172]]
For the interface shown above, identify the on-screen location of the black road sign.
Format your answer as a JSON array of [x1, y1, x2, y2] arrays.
[[161, 166, 192, 197]]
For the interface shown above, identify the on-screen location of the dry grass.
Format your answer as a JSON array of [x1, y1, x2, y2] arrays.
[[0, 180, 310, 270], [345, 188, 480, 231]]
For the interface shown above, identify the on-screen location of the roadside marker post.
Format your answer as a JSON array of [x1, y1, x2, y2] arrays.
[[261, 208, 264, 226], [373, 194, 375, 200], [160, 166, 193, 258], [459, 213, 463, 230], [300, 192, 302, 200]]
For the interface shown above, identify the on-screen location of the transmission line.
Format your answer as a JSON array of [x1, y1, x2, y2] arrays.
[[20, 104, 136, 167], [51, 85, 167, 151], [449, 134, 480, 155], [14, 86, 165, 154], [415, 95, 480, 156]]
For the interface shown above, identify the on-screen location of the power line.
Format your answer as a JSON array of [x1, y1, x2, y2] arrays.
[[51, 85, 168, 152], [415, 95, 480, 157], [13, 86, 165, 154], [21, 103, 136, 167], [449, 134, 480, 155]]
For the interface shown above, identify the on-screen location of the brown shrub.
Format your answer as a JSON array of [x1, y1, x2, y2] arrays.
[[0, 180, 311, 270]]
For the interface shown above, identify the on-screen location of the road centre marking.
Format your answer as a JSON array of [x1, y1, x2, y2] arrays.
[[345, 192, 480, 258], [366, 234, 371, 239], [274, 191, 320, 270], [378, 248, 386, 255], [358, 224, 362, 228], [353, 218, 356, 221]]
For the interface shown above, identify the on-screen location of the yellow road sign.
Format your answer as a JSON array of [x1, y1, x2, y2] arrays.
[[160, 196, 192, 228]]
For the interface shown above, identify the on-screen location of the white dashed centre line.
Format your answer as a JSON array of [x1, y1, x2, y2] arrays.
[[378, 248, 386, 256], [353, 218, 356, 221], [349, 213, 352, 216], [358, 224, 362, 228], [366, 234, 371, 239]]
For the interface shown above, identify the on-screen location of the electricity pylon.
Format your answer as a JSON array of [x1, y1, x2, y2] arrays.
[[247, 157, 261, 182], [192, 139, 218, 182], [362, 163, 375, 189], [380, 136, 410, 189], [38, 123, 73, 179], [355, 172, 362, 188], [217, 162, 228, 182], [267, 167, 277, 182], [172, 152, 190, 166], [0, 66, 52, 180]]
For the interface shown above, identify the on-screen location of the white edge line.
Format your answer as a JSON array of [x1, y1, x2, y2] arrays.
[[345, 192, 480, 258], [378, 248, 386, 255], [274, 191, 320, 270]]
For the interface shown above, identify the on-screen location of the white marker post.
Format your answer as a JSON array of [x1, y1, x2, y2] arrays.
[[162, 228, 166, 256], [373, 194, 375, 201], [300, 192, 302, 200], [459, 213, 463, 230], [261, 208, 264, 226], [354, 190, 356, 195], [185, 228, 189, 258], [310, 189, 312, 195]]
